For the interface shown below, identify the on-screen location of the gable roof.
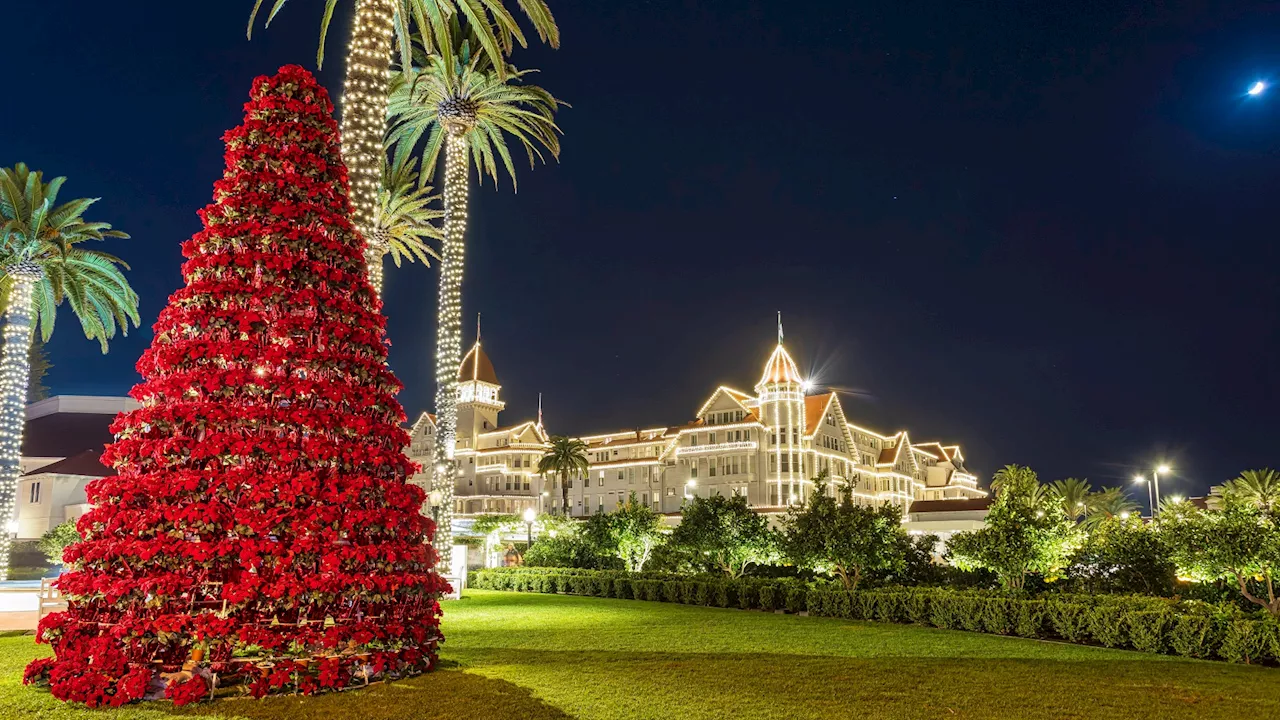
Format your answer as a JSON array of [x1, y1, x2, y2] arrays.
[[23, 449, 115, 478], [804, 392, 837, 435], [458, 342, 499, 385], [913, 442, 950, 463], [695, 386, 755, 419]]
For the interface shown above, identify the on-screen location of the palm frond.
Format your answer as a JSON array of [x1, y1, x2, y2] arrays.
[[0, 165, 139, 351], [387, 50, 563, 188]]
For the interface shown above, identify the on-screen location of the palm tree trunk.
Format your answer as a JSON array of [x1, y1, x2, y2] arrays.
[[431, 131, 470, 569], [0, 272, 40, 581], [340, 0, 395, 299], [561, 470, 571, 516]]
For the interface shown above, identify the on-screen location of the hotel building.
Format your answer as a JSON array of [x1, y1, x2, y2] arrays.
[[406, 332, 986, 520]]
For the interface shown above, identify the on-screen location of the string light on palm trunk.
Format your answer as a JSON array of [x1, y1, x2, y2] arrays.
[[431, 130, 471, 569], [340, 0, 395, 298], [0, 264, 41, 581]]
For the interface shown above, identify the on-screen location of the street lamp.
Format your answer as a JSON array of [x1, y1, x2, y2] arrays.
[[1135, 465, 1172, 517], [523, 507, 537, 549], [1133, 475, 1152, 518]]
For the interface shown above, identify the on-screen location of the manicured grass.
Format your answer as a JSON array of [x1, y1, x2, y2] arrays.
[[3, 589, 1278, 719]]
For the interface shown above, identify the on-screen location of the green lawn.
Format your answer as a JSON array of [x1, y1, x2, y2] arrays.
[[3, 589, 1278, 719]]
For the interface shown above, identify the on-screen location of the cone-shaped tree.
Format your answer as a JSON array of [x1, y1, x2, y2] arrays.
[[23, 66, 447, 708]]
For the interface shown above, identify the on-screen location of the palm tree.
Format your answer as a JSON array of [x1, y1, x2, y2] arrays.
[[372, 156, 443, 282], [1083, 487, 1141, 527], [389, 46, 562, 563], [537, 436, 589, 516], [1050, 477, 1093, 522], [247, 0, 559, 297], [1222, 468, 1280, 513], [0, 164, 139, 580], [991, 464, 1038, 496]]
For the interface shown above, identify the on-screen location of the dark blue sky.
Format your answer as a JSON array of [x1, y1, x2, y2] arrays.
[[5, 1, 1279, 498]]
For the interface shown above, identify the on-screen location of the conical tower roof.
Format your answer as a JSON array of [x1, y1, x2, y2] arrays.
[[758, 343, 803, 386], [458, 341, 500, 385]]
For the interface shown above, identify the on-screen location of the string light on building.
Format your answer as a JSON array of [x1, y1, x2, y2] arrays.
[[0, 263, 42, 581]]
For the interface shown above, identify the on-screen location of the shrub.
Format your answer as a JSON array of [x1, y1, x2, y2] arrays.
[[470, 568, 1278, 665]]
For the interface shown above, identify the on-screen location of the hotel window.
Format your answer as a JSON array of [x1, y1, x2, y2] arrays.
[[709, 462, 717, 477], [690, 463, 699, 479], [523, 478, 530, 491], [599, 476, 605, 486], [666, 487, 676, 497], [710, 432, 717, 444], [642, 492, 649, 505], [598, 497, 605, 513], [29, 481, 40, 504], [628, 468, 636, 484], [584, 496, 591, 512]]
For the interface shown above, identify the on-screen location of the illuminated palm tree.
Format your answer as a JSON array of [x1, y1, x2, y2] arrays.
[[537, 436, 589, 516], [1223, 468, 1280, 513], [1050, 477, 1093, 522], [1083, 487, 1141, 527], [374, 156, 443, 274], [247, 0, 558, 297], [991, 464, 1038, 496], [0, 164, 139, 579], [388, 45, 562, 564]]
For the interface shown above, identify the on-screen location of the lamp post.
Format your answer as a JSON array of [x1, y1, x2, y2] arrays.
[[523, 506, 536, 549], [1133, 475, 1153, 518], [1135, 465, 1172, 518]]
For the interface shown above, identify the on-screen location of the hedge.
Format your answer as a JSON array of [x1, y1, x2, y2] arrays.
[[470, 567, 1280, 665]]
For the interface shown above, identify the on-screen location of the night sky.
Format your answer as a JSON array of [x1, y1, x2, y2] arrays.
[[6, 2, 1279, 499]]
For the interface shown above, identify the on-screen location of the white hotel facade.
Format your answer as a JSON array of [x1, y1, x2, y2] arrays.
[[407, 332, 986, 520]]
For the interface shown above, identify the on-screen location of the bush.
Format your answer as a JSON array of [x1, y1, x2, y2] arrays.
[[469, 568, 1279, 665]]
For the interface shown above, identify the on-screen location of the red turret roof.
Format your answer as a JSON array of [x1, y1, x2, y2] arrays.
[[458, 342, 500, 385], [758, 344, 803, 386]]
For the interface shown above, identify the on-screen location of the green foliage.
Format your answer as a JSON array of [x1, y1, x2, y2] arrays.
[[1221, 468, 1280, 514], [1066, 516, 1176, 596], [581, 493, 665, 572], [471, 513, 521, 537], [947, 465, 1079, 591], [669, 494, 779, 577], [1161, 498, 1280, 616], [37, 520, 79, 566], [1049, 477, 1092, 522], [375, 155, 442, 268], [471, 567, 1280, 665], [0, 164, 139, 351], [534, 435, 589, 516], [1083, 487, 1141, 528], [388, 48, 564, 190], [247, 0, 560, 77], [782, 472, 906, 591]]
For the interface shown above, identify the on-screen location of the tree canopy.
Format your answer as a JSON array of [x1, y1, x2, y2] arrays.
[[669, 494, 780, 578]]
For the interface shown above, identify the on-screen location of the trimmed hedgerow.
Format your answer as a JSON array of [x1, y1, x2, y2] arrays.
[[470, 567, 1279, 665]]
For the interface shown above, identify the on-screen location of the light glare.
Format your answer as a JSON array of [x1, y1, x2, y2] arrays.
[[1249, 81, 1266, 96]]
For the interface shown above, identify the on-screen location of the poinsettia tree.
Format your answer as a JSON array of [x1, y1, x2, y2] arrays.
[[23, 65, 447, 708]]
